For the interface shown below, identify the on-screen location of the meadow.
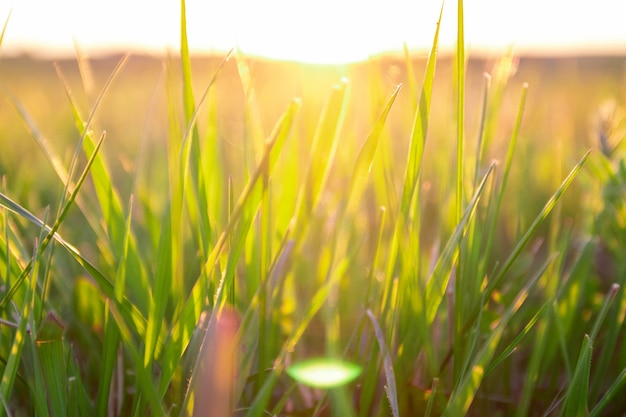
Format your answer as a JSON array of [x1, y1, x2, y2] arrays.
[[0, 3, 625, 416]]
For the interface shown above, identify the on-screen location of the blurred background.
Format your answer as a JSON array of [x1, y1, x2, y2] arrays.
[[0, 0, 624, 246]]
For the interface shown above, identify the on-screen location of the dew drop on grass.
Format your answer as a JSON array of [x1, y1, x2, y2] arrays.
[[286, 358, 361, 388]]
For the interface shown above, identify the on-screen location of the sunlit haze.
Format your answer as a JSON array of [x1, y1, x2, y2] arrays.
[[1, 0, 626, 64]]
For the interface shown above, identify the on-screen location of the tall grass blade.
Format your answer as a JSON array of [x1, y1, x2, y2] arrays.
[[485, 150, 590, 298], [96, 195, 134, 415], [563, 335, 592, 417], [0, 10, 10, 49], [295, 78, 349, 225], [399, 2, 443, 217], [454, 0, 465, 223], [441, 150, 591, 373], [366, 309, 399, 417], [37, 339, 67, 417], [346, 84, 401, 216], [425, 162, 494, 324], [157, 99, 299, 396]]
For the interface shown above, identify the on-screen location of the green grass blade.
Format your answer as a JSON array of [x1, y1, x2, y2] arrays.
[[482, 83, 528, 273], [454, 0, 465, 224], [402, 42, 418, 112], [589, 283, 620, 341], [0, 10, 10, 48], [589, 365, 626, 417], [96, 195, 134, 415], [441, 150, 591, 374], [399, 2, 443, 217], [143, 203, 173, 369], [37, 339, 67, 417], [366, 309, 399, 417], [236, 50, 267, 160], [55, 57, 151, 314], [486, 150, 590, 298], [563, 335, 592, 417], [425, 162, 495, 324], [157, 99, 300, 396], [295, 78, 349, 225], [346, 84, 401, 216]]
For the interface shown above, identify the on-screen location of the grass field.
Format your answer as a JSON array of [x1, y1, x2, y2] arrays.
[[0, 2, 626, 416]]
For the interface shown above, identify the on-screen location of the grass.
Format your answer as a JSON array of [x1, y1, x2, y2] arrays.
[[0, 0, 625, 415]]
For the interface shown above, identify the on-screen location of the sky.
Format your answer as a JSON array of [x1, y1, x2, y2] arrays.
[[0, 0, 625, 64]]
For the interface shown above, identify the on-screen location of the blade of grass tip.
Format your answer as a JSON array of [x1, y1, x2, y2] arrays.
[[294, 78, 349, 227], [57, 55, 128, 190], [0, 9, 11, 48], [178, 7, 233, 271], [455, 0, 465, 225], [236, 50, 267, 164], [590, 283, 624, 401], [563, 335, 592, 417], [443, 260, 543, 417], [4, 90, 106, 246], [424, 378, 440, 417], [485, 150, 590, 300], [399, 2, 443, 217], [346, 84, 401, 217], [0, 237, 41, 416], [366, 309, 399, 417], [441, 150, 591, 374], [473, 73, 491, 186], [55, 57, 152, 313], [403, 42, 418, 112], [589, 283, 620, 341]]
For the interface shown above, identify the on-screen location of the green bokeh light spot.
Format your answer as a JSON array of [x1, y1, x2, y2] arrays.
[[286, 358, 362, 388]]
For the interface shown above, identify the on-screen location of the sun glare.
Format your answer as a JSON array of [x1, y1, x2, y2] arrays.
[[1, 0, 625, 64]]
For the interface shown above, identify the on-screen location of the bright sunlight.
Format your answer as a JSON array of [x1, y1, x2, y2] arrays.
[[1, 0, 626, 63]]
